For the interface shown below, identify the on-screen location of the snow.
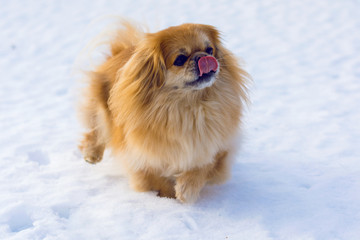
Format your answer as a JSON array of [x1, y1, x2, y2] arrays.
[[1, 0, 360, 239]]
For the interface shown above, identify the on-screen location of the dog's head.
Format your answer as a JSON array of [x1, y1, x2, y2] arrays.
[[158, 24, 221, 90], [124, 24, 222, 94]]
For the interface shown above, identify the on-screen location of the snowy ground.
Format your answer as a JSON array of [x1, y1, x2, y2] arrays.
[[1, 0, 360, 239]]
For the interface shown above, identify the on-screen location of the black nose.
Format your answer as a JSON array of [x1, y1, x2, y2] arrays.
[[194, 53, 208, 64]]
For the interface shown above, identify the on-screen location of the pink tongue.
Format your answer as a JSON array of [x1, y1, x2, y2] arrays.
[[198, 56, 218, 77]]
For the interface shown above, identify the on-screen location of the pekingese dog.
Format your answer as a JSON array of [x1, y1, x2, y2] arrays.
[[79, 21, 248, 203]]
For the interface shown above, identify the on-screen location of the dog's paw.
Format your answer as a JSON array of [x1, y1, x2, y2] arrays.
[[84, 154, 103, 164], [79, 131, 105, 164], [175, 180, 202, 204], [157, 186, 176, 199], [79, 143, 104, 164]]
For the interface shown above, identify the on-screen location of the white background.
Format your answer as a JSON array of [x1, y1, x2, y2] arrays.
[[1, 0, 359, 239]]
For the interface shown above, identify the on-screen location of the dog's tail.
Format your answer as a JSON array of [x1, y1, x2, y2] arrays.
[[109, 20, 146, 56], [75, 18, 147, 71]]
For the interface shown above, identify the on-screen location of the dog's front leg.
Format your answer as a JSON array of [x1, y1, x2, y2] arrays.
[[79, 130, 105, 164], [175, 165, 211, 203]]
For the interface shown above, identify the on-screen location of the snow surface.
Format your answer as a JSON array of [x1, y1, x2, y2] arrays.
[[1, 0, 360, 239]]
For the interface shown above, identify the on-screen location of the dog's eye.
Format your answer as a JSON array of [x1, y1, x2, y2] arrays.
[[174, 55, 188, 66], [205, 47, 213, 55]]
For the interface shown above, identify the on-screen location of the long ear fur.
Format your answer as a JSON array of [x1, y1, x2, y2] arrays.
[[108, 35, 166, 126], [215, 43, 250, 106], [134, 40, 166, 90]]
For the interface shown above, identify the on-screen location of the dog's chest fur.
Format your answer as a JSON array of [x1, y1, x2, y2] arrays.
[[119, 87, 240, 176]]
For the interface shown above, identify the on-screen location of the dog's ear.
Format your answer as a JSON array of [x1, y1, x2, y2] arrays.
[[128, 36, 166, 89], [114, 35, 166, 106], [109, 35, 166, 124], [200, 24, 221, 48]]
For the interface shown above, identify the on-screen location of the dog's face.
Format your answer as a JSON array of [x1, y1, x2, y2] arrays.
[[159, 24, 221, 90], [136, 24, 222, 92]]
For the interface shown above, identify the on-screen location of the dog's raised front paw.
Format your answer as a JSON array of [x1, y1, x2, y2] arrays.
[[84, 154, 103, 164], [79, 141, 104, 164]]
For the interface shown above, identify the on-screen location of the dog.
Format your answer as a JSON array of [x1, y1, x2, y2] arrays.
[[78, 21, 248, 203]]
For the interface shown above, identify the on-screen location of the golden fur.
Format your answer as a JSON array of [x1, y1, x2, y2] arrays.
[[79, 22, 248, 203]]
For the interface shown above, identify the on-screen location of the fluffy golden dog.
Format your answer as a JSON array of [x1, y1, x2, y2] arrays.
[[79, 21, 248, 203]]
